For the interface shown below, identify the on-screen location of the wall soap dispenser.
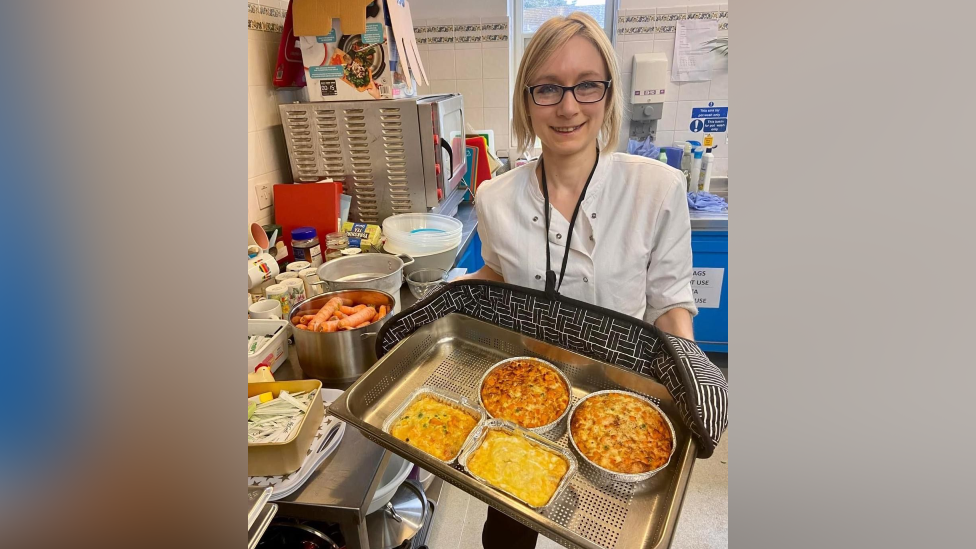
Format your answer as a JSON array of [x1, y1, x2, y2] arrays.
[[629, 53, 669, 142]]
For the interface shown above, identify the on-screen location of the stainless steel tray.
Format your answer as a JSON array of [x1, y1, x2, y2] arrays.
[[329, 314, 698, 549]]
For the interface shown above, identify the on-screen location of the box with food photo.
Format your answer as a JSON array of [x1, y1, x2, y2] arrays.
[[297, 1, 394, 101]]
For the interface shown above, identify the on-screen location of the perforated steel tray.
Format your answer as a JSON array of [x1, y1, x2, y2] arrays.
[[328, 314, 698, 549]]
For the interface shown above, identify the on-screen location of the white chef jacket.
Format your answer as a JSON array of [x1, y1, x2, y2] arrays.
[[475, 151, 698, 324]]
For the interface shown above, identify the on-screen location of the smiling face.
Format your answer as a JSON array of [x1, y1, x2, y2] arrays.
[[526, 35, 609, 159]]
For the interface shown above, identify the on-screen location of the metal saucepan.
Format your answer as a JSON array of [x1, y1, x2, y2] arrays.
[[289, 289, 396, 384], [366, 479, 429, 549], [314, 253, 413, 315]]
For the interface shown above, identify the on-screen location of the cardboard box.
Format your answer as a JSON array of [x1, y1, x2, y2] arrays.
[[343, 221, 382, 252], [293, 0, 428, 102], [299, 12, 393, 101]]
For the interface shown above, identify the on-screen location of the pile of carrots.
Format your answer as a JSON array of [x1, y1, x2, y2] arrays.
[[292, 296, 388, 332]]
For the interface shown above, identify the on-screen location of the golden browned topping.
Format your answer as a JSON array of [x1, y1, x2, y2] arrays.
[[480, 360, 569, 429], [467, 429, 569, 507], [570, 393, 674, 474], [390, 396, 479, 461]]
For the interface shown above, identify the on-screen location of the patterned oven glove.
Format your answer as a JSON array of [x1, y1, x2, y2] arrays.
[[377, 280, 729, 458]]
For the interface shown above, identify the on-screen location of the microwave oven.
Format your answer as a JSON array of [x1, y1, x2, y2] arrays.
[[278, 95, 467, 224]]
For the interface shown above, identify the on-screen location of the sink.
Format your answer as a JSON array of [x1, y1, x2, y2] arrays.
[[708, 176, 728, 203]]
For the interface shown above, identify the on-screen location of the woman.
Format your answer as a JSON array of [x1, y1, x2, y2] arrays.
[[464, 12, 698, 548]]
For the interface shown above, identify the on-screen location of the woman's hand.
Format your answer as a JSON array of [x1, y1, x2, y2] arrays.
[[654, 308, 695, 340], [457, 265, 504, 282]]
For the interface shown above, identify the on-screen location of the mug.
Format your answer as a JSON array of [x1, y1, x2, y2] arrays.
[[275, 271, 299, 285], [282, 278, 307, 309], [247, 253, 280, 289], [287, 261, 311, 273], [248, 299, 283, 320], [265, 283, 291, 318]]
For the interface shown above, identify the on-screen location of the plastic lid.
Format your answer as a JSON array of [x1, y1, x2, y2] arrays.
[[694, 149, 704, 159], [291, 227, 317, 241], [706, 147, 713, 153], [688, 140, 702, 148]]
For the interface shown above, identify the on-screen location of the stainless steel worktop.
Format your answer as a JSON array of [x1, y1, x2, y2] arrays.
[[690, 176, 729, 232]]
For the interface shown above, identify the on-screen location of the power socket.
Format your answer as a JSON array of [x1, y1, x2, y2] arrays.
[[255, 184, 272, 210]]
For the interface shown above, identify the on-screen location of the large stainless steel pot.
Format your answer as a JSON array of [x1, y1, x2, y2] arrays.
[[289, 289, 396, 384], [314, 253, 413, 314]]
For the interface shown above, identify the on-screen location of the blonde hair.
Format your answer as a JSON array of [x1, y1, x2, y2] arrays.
[[512, 12, 623, 156]]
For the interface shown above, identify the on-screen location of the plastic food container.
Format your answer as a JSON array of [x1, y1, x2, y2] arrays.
[[458, 418, 577, 511], [247, 379, 324, 477], [566, 389, 677, 483], [382, 213, 462, 255], [247, 319, 290, 375], [382, 386, 486, 465], [477, 357, 573, 438]]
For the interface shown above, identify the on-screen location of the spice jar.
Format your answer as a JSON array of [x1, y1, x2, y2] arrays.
[[290, 227, 322, 267], [325, 232, 349, 262]]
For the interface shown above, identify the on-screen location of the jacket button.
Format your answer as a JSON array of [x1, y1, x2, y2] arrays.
[[535, 274, 541, 280], [533, 216, 538, 222], [591, 213, 596, 219], [556, 233, 562, 239], [589, 235, 594, 241], [583, 276, 589, 283]]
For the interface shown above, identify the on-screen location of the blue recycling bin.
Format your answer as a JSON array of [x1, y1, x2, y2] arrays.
[[690, 230, 728, 353]]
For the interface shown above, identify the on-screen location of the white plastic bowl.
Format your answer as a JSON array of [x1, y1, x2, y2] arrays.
[[383, 214, 462, 248], [383, 241, 459, 275], [366, 453, 414, 515]]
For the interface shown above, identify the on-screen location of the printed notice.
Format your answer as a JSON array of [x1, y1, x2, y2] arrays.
[[690, 268, 724, 308], [672, 19, 718, 82]]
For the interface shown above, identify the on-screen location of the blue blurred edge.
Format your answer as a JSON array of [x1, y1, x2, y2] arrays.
[[0, 5, 85, 495]]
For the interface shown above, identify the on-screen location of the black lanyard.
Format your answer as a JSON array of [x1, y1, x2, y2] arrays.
[[540, 147, 600, 298]]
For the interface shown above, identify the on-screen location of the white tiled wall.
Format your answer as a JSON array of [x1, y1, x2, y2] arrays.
[[616, 4, 730, 176], [247, 2, 293, 237], [413, 17, 513, 157]]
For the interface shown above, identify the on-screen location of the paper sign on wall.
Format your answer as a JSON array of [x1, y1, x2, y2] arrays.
[[690, 268, 724, 308], [672, 19, 717, 82]]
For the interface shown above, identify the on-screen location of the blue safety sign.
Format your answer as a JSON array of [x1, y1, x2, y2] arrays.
[[691, 107, 728, 119], [703, 118, 728, 132], [690, 120, 704, 132]]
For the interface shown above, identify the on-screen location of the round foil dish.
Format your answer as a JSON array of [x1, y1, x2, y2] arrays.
[[566, 389, 676, 483], [477, 357, 573, 437]]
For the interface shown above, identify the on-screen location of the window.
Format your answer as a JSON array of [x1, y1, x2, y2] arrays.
[[513, 0, 618, 73]]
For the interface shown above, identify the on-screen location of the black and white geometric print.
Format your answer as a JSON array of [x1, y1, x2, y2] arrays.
[[377, 280, 729, 458]]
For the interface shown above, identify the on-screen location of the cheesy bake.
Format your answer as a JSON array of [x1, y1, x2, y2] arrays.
[[389, 395, 479, 461], [570, 392, 674, 474], [466, 429, 569, 507], [480, 359, 569, 429]]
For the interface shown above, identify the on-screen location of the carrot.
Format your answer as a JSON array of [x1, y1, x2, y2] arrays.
[[372, 305, 387, 322], [309, 298, 342, 331], [338, 306, 376, 329], [338, 298, 354, 306], [296, 324, 308, 331], [354, 321, 371, 329], [291, 316, 302, 326], [333, 310, 346, 320], [316, 320, 339, 333], [300, 315, 316, 325]]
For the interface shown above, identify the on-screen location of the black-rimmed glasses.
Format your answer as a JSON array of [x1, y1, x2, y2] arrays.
[[526, 80, 612, 106]]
